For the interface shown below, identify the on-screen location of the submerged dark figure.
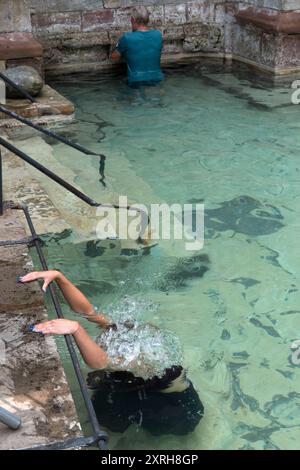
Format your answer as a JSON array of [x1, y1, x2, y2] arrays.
[[20, 270, 204, 436], [89, 366, 203, 435], [184, 195, 284, 239]]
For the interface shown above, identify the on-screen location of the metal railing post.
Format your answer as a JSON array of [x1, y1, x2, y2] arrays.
[[0, 406, 22, 430], [20, 203, 109, 450]]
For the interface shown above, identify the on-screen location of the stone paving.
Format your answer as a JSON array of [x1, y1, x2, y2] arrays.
[[0, 208, 82, 449]]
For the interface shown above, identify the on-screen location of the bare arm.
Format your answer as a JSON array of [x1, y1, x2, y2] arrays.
[[33, 319, 108, 369], [111, 49, 122, 61], [20, 271, 111, 328]]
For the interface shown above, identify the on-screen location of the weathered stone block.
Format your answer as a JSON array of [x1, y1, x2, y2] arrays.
[[161, 24, 185, 40], [82, 9, 115, 32], [113, 6, 132, 27], [187, 2, 215, 24], [103, 0, 159, 7], [0, 33, 43, 60], [183, 22, 201, 36], [30, 0, 105, 13], [0, 0, 31, 34], [183, 23, 223, 52], [104, 0, 133, 7], [223, 7, 237, 54], [276, 34, 300, 68], [63, 32, 110, 48], [148, 5, 164, 26], [214, 4, 226, 25], [261, 32, 278, 67], [281, 0, 300, 9], [232, 24, 262, 63], [42, 47, 64, 65], [59, 47, 109, 64], [163, 40, 184, 55], [237, 0, 291, 10], [164, 4, 187, 25], [43, 44, 109, 65], [31, 12, 81, 35]]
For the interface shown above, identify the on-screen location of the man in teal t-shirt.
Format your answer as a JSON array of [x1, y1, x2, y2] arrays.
[[111, 6, 164, 87]]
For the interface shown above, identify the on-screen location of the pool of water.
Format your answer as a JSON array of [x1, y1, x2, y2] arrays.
[[33, 64, 300, 449]]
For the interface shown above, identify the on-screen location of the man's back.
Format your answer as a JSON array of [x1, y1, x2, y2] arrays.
[[117, 30, 164, 85]]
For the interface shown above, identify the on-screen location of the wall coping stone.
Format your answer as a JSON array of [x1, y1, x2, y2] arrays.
[[236, 6, 300, 33], [0, 32, 43, 60]]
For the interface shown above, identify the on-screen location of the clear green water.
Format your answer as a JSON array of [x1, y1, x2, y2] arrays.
[[37, 64, 300, 449]]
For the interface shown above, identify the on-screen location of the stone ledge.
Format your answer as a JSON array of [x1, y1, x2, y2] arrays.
[[236, 7, 300, 34], [44, 51, 226, 76], [0, 33, 43, 60], [232, 52, 300, 76], [0, 85, 75, 122], [0, 208, 82, 450]]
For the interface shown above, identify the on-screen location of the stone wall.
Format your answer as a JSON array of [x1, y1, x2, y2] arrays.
[[0, 0, 31, 34], [230, 2, 300, 74], [0, 1, 300, 76], [29, 1, 227, 75]]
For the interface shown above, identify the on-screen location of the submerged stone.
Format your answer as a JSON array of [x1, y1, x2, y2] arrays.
[[231, 277, 261, 289], [221, 329, 231, 340], [158, 254, 210, 291]]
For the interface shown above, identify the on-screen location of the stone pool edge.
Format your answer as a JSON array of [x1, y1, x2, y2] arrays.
[[0, 207, 83, 450]]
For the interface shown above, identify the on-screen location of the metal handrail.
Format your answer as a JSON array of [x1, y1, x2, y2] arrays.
[[0, 406, 22, 430], [2, 201, 109, 450], [0, 72, 109, 183], [0, 136, 99, 206], [0, 75, 148, 450], [0, 105, 101, 157], [0, 137, 150, 236]]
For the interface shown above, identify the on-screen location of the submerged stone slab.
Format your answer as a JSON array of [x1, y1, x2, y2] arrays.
[[2, 149, 72, 237]]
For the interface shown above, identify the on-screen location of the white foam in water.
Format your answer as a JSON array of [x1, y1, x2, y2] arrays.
[[96, 321, 183, 380], [95, 295, 182, 379], [105, 296, 158, 323]]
